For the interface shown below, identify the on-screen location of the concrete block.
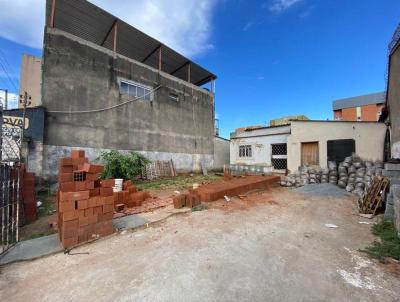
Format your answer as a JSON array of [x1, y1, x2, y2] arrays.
[[382, 170, 400, 178], [384, 163, 400, 171], [394, 198, 400, 236]]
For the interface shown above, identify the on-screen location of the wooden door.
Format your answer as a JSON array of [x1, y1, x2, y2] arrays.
[[301, 142, 319, 166]]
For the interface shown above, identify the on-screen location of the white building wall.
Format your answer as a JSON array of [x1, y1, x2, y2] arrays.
[[230, 126, 290, 166], [287, 121, 386, 173]]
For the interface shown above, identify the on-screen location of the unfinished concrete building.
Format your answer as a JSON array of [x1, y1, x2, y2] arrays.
[[41, 0, 219, 178]]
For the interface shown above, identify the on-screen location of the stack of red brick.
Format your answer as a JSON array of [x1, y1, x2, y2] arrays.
[[108, 179, 151, 211], [19, 164, 38, 222], [172, 189, 201, 209], [57, 150, 114, 249]]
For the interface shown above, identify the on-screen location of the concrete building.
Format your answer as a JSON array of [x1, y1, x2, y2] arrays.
[[37, 0, 224, 179], [230, 121, 386, 174], [386, 25, 400, 159], [19, 55, 42, 108], [333, 92, 385, 122]]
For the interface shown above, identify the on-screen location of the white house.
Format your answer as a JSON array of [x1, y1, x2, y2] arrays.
[[230, 121, 387, 173]]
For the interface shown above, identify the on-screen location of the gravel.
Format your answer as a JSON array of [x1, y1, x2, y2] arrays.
[[293, 183, 353, 198]]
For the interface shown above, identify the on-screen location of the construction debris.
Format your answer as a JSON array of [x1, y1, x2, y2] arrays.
[[281, 154, 384, 198], [358, 176, 390, 215]]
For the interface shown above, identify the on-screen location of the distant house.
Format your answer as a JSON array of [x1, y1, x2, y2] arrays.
[[332, 92, 385, 122], [230, 120, 386, 173]]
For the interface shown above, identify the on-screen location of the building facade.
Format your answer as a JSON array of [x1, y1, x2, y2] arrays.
[[39, 0, 220, 179], [333, 92, 385, 122], [230, 121, 386, 174], [19, 54, 42, 108]]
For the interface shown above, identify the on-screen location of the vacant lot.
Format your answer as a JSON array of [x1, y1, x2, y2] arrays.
[[1, 186, 399, 302]]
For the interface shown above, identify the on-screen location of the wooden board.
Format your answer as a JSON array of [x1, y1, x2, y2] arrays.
[[301, 142, 319, 166]]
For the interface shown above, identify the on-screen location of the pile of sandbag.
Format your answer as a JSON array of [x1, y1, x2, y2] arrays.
[[280, 154, 384, 198]]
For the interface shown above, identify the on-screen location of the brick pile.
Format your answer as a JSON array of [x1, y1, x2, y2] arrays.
[[173, 175, 280, 207], [57, 150, 114, 249], [22, 166, 37, 222], [109, 179, 151, 211], [173, 189, 201, 209]]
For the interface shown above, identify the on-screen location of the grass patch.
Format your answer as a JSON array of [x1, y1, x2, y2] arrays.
[[192, 204, 208, 212], [135, 174, 221, 192], [361, 218, 400, 262], [36, 191, 56, 219]]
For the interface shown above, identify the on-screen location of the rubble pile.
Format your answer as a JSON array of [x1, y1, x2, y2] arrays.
[[281, 154, 383, 198]]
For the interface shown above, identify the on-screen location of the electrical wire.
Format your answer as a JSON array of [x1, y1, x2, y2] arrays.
[[0, 60, 18, 91], [0, 51, 18, 91], [47, 85, 162, 114]]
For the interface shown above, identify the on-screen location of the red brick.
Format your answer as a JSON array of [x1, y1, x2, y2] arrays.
[[98, 212, 113, 222], [86, 173, 100, 181], [93, 206, 103, 215], [60, 210, 78, 222], [103, 204, 114, 213], [62, 236, 78, 249], [59, 181, 75, 192], [88, 197, 98, 207], [60, 157, 73, 166], [71, 150, 85, 158], [102, 196, 114, 205], [173, 194, 186, 209], [78, 199, 89, 210], [84, 207, 93, 217], [100, 179, 115, 188], [64, 219, 79, 230], [89, 187, 100, 197], [60, 226, 78, 239], [78, 233, 88, 244], [59, 191, 90, 202], [71, 157, 87, 166], [123, 180, 133, 190], [128, 186, 137, 194], [59, 201, 76, 213], [82, 163, 104, 174], [88, 214, 98, 224], [59, 164, 73, 173], [59, 173, 73, 183], [100, 187, 113, 197], [78, 215, 89, 227]]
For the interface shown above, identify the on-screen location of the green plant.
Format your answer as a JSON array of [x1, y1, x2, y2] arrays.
[[361, 218, 400, 262], [192, 204, 208, 212], [97, 150, 149, 181]]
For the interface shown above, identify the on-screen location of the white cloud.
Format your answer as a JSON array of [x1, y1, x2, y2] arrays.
[[0, 0, 217, 58], [0, 91, 19, 109], [267, 0, 303, 13]]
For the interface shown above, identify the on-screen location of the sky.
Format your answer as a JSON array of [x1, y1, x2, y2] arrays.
[[0, 0, 399, 139]]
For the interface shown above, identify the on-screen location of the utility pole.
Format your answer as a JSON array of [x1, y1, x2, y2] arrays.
[[19, 92, 31, 161]]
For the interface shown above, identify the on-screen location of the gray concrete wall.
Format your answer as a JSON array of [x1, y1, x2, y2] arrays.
[[41, 27, 215, 177], [213, 137, 230, 171], [388, 44, 400, 158]]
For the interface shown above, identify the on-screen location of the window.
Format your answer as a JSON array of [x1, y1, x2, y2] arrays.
[[169, 93, 179, 102], [119, 80, 152, 101], [239, 145, 252, 158]]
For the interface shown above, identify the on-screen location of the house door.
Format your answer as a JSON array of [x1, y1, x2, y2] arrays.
[[301, 142, 319, 166]]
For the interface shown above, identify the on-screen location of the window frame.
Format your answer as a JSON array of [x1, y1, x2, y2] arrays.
[[118, 78, 153, 101], [238, 145, 253, 158]]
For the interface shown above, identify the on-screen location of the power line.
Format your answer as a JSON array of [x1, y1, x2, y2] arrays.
[[47, 85, 162, 114], [0, 60, 17, 91]]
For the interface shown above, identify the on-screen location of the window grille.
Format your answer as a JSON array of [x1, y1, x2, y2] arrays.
[[120, 80, 152, 101], [271, 143, 287, 170], [239, 145, 252, 158]]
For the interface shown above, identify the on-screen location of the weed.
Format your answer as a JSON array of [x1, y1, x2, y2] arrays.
[[361, 218, 400, 262]]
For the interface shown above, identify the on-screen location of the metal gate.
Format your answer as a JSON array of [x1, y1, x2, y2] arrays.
[[0, 164, 21, 255], [0, 104, 22, 256]]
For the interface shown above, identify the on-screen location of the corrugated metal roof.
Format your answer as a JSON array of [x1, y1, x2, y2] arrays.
[[45, 0, 216, 86], [332, 92, 385, 110]]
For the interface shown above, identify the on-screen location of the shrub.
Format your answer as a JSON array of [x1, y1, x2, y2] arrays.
[[97, 150, 149, 181]]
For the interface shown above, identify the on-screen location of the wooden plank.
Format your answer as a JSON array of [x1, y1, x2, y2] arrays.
[[301, 142, 319, 166]]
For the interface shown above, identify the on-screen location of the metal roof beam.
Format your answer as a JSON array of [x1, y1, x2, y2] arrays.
[[195, 75, 214, 86], [141, 44, 162, 63], [170, 61, 190, 75], [101, 18, 118, 46]]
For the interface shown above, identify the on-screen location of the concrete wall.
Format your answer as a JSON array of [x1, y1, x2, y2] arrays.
[[287, 121, 386, 173], [19, 54, 42, 108], [230, 125, 290, 167], [41, 27, 215, 178], [213, 136, 230, 171], [388, 44, 400, 158]]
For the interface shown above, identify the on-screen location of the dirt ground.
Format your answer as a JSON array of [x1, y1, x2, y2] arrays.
[[1, 186, 400, 302]]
